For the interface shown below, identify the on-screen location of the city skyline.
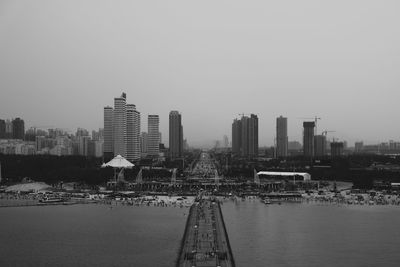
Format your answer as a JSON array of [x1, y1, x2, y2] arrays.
[[1, 1, 400, 147]]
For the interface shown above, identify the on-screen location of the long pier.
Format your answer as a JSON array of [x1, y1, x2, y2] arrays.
[[176, 197, 235, 267]]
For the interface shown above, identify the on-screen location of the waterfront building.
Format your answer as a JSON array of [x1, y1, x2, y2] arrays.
[[303, 121, 315, 157], [147, 115, 160, 157], [127, 104, 141, 161], [169, 111, 183, 159], [0, 119, 5, 139], [12, 118, 24, 140], [276, 116, 288, 157], [314, 135, 327, 156], [103, 106, 114, 159], [113, 93, 127, 157]]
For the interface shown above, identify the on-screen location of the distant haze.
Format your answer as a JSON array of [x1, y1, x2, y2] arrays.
[[1, 0, 399, 148]]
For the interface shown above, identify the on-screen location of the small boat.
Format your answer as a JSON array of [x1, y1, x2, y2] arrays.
[[39, 197, 64, 204], [263, 198, 271, 204]]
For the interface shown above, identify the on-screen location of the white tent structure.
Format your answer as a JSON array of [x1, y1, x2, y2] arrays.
[[102, 155, 134, 169], [102, 155, 134, 183], [257, 171, 311, 181]]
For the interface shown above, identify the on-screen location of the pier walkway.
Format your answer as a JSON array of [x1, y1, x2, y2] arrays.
[[176, 197, 235, 267]]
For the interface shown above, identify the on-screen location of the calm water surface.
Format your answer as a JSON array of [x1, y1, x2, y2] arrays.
[[1, 201, 400, 266], [222, 200, 400, 267], [0, 204, 187, 267]]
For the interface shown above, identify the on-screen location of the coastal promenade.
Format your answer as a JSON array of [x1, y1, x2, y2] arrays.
[[176, 196, 235, 267]]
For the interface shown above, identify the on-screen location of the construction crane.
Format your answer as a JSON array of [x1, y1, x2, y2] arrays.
[[298, 116, 321, 135]]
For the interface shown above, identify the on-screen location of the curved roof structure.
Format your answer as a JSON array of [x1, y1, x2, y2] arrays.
[[257, 171, 311, 181]]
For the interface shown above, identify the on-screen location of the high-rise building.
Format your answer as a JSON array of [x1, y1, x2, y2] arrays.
[[78, 136, 91, 156], [276, 116, 288, 157], [223, 135, 229, 148], [127, 104, 141, 161], [169, 111, 183, 159], [5, 119, 12, 139], [140, 132, 148, 153], [12, 118, 25, 140], [113, 93, 127, 157], [232, 119, 242, 154], [303, 121, 315, 157], [103, 106, 114, 159], [314, 135, 327, 157], [331, 142, 344, 157], [232, 114, 258, 158], [76, 128, 89, 137], [0, 119, 5, 139], [355, 141, 363, 153], [147, 115, 160, 157], [242, 114, 258, 157]]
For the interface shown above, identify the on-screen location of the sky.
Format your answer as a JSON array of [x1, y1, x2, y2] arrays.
[[0, 0, 399, 148]]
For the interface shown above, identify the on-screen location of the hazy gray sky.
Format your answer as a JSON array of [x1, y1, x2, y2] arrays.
[[1, 0, 399, 147]]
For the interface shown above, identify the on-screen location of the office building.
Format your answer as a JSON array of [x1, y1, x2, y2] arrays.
[[276, 116, 288, 157], [147, 115, 160, 157], [169, 111, 183, 159], [127, 104, 141, 161], [103, 106, 114, 159], [303, 121, 315, 157]]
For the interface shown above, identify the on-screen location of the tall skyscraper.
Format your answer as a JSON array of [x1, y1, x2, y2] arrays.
[[314, 135, 327, 156], [169, 111, 183, 159], [147, 115, 160, 157], [127, 104, 141, 161], [12, 118, 25, 140], [232, 114, 258, 158], [303, 121, 315, 157], [276, 116, 288, 158], [232, 119, 242, 154], [103, 106, 114, 159], [113, 93, 127, 157]]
